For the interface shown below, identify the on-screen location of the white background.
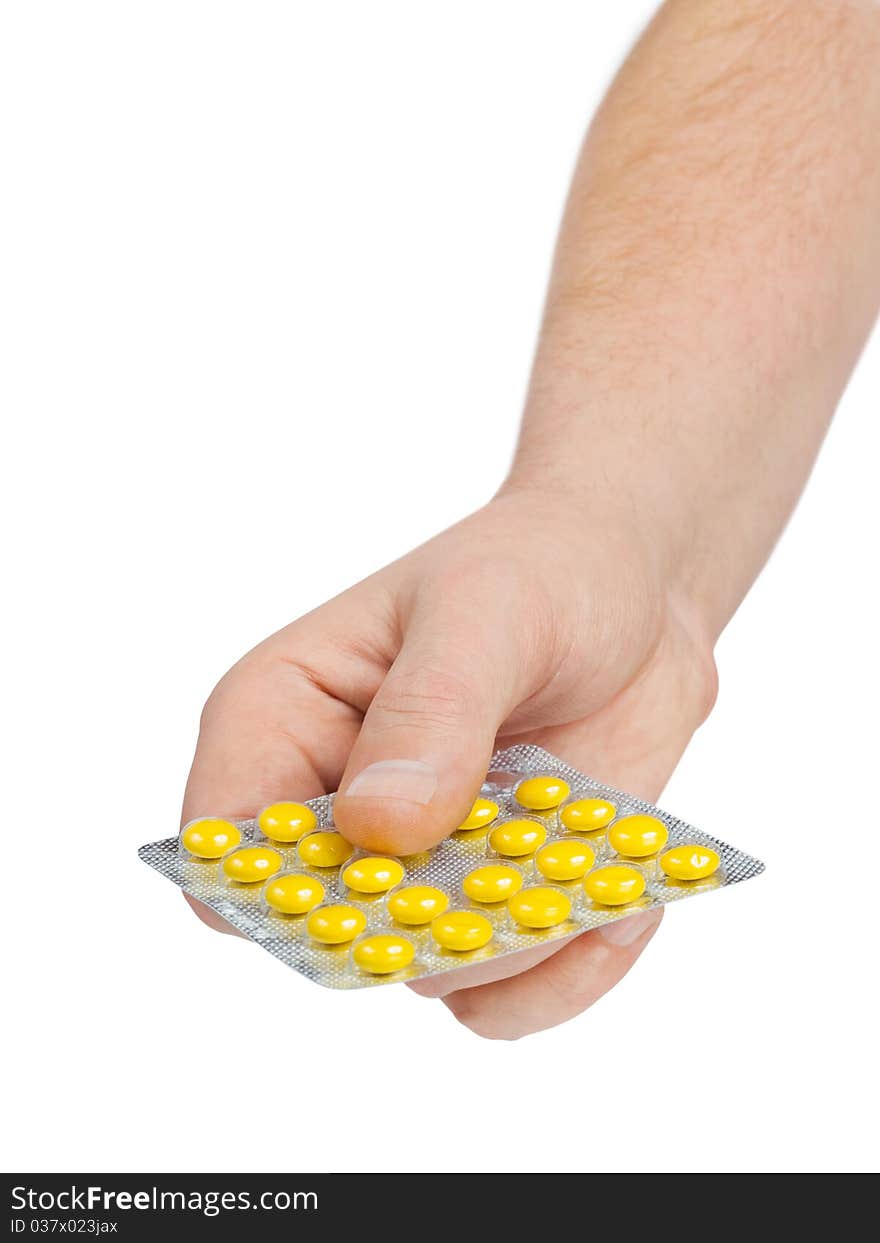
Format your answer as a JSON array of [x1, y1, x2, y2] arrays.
[[2, 1, 878, 1175]]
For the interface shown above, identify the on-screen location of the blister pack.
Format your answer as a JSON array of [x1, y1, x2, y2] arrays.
[[139, 744, 764, 989]]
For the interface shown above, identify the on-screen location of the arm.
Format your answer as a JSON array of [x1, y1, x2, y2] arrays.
[[511, 0, 880, 642], [183, 0, 880, 1038]]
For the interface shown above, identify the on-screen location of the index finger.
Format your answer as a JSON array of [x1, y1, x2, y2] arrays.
[[180, 653, 361, 931]]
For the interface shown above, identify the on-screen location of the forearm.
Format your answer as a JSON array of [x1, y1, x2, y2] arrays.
[[507, 0, 880, 640]]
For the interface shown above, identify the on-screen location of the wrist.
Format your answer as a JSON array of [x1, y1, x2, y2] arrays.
[[501, 439, 726, 640]]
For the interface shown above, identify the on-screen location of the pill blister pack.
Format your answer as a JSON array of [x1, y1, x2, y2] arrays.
[[139, 745, 764, 989]]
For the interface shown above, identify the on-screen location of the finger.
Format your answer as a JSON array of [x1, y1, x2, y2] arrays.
[[408, 933, 581, 998], [183, 893, 247, 935], [181, 649, 360, 933], [182, 646, 362, 823], [333, 581, 543, 854], [443, 907, 663, 1040]]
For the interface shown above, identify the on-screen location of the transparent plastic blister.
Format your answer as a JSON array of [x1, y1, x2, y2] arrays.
[[139, 744, 764, 989]]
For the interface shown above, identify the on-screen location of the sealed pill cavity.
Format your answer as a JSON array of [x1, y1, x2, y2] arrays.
[[462, 863, 523, 904], [584, 864, 646, 906], [608, 814, 668, 858], [222, 846, 283, 884], [660, 844, 720, 881], [508, 886, 571, 929], [560, 798, 616, 833], [431, 910, 493, 952], [352, 934, 415, 975], [342, 856, 405, 894], [535, 839, 595, 881], [515, 775, 571, 811], [297, 831, 353, 869], [456, 797, 500, 832], [263, 872, 325, 915], [257, 801, 317, 843], [306, 904, 367, 945], [386, 885, 448, 925], [141, 743, 765, 991], [180, 818, 242, 859], [488, 818, 547, 857]]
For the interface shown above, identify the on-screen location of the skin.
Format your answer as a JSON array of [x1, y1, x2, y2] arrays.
[[182, 0, 880, 1039]]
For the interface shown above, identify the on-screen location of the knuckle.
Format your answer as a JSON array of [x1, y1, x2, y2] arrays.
[[370, 665, 473, 735], [694, 651, 720, 724], [199, 683, 228, 731], [199, 672, 243, 732], [674, 641, 720, 730], [668, 616, 720, 729], [199, 649, 281, 733]]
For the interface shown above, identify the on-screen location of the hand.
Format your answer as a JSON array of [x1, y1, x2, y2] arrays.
[[181, 489, 717, 1038], [181, 0, 880, 1038]]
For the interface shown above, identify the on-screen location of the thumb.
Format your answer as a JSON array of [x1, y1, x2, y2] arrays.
[[333, 596, 523, 854]]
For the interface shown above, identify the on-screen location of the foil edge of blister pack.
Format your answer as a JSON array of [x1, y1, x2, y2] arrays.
[[138, 744, 765, 990]]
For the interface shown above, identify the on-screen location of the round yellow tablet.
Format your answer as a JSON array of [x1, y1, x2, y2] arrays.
[[257, 801, 317, 843], [222, 846, 282, 884], [431, 911, 493, 952], [342, 856, 405, 894], [660, 844, 721, 881], [352, 934, 415, 974], [306, 904, 367, 944], [488, 819, 547, 857], [560, 798, 617, 833], [535, 839, 595, 881], [457, 798, 500, 832], [297, 831, 353, 869], [608, 814, 668, 858], [263, 873, 325, 915], [508, 886, 571, 929], [462, 864, 523, 904], [584, 864, 646, 906], [386, 885, 449, 925], [180, 818, 241, 859], [515, 775, 571, 811]]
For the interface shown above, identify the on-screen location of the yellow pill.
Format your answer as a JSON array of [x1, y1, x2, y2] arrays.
[[352, 934, 415, 974], [462, 864, 523, 904], [180, 818, 241, 859], [560, 798, 617, 833], [608, 814, 669, 858], [431, 911, 493, 952], [488, 819, 547, 857], [535, 839, 595, 881], [342, 856, 405, 894], [457, 798, 500, 832], [257, 801, 317, 843], [515, 775, 571, 811], [222, 846, 282, 884], [386, 885, 449, 925], [306, 904, 367, 944], [508, 886, 572, 929], [584, 864, 646, 906], [263, 873, 325, 915], [660, 844, 721, 881], [297, 831, 353, 869]]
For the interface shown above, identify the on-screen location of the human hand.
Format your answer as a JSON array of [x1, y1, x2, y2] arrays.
[[181, 489, 717, 1038], [183, 0, 880, 1038]]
